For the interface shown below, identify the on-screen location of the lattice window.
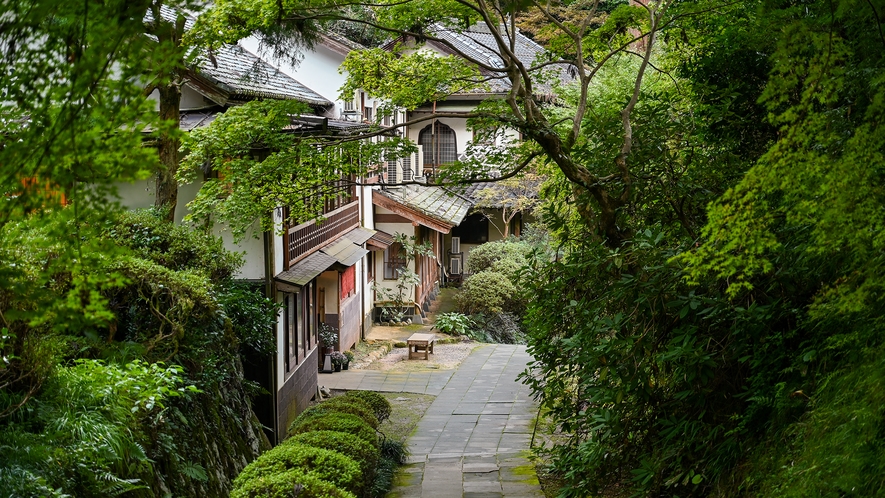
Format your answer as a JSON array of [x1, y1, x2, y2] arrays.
[[384, 242, 407, 279], [418, 122, 457, 168]]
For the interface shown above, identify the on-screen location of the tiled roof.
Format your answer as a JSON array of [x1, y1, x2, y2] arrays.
[[376, 185, 472, 227], [149, 6, 331, 107], [430, 23, 572, 95], [449, 177, 542, 208], [195, 44, 332, 106], [274, 227, 371, 286], [275, 251, 338, 287]]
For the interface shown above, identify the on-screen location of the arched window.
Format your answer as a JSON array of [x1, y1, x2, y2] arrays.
[[418, 122, 457, 169]]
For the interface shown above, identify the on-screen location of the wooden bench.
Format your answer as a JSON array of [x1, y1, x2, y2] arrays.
[[407, 333, 435, 360]]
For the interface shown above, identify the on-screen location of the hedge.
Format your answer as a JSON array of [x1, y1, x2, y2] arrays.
[[287, 412, 377, 444], [234, 442, 363, 495], [231, 468, 355, 498], [342, 391, 392, 423]]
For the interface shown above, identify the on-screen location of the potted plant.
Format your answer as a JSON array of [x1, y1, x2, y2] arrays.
[[342, 350, 354, 370], [319, 323, 338, 353], [329, 351, 346, 372]]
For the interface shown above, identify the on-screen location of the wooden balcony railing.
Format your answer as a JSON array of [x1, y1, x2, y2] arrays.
[[285, 201, 360, 269]]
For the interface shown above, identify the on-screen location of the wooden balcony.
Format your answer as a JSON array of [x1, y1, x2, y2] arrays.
[[285, 201, 360, 269]]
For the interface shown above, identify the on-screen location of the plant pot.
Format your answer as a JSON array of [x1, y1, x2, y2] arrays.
[[342, 362, 349, 370], [334, 364, 342, 372]]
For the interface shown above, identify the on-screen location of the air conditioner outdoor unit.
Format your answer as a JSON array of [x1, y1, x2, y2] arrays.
[[402, 155, 413, 182], [387, 159, 398, 185], [450, 256, 462, 275], [451, 236, 461, 254]]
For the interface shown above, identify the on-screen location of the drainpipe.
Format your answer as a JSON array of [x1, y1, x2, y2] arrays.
[[263, 228, 280, 444]]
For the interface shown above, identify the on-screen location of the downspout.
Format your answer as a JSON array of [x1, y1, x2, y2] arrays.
[[263, 229, 280, 444]]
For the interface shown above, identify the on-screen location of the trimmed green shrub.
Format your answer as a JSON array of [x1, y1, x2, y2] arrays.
[[456, 270, 518, 314], [235, 442, 363, 495], [465, 239, 530, 274], [231, 468, 356, 498], [343, 391, 392, 423], [287, 397, 379, 433], [287, 412, 377, 444], [316, 397, 379, 428], [287, 430, 380, 482]]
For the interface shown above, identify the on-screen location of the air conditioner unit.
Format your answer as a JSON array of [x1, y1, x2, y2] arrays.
[[451, 236, 461, 254], [450, 256, 462, 275], [387, 159, 398, 185], [402, 155, 412, 182], [415, 145, 424, 173]]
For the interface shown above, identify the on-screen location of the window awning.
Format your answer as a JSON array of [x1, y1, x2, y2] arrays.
[[366, 230, 396, 250], [343, 226, 376, 245], [274, 226, 371, 287]]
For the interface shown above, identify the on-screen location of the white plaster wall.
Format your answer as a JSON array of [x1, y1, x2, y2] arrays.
[[373, 217, 418, 296], [114, 179, 199, 224], [146, 85, 213, 111], [213, 222, 266, 281], [318, 271, 339, 313], [115, 178, 267, 280], [239, 38, 350, 119]]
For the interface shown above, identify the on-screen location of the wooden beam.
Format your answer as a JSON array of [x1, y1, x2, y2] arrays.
[[372, 191, 452, 234]]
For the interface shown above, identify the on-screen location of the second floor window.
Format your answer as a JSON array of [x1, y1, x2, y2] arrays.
[[419, 122, 457, 168]]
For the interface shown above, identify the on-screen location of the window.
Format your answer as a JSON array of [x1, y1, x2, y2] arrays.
[[418, 122, 457, 169], [384, 242, 407, 279], [283, 283, 316, 373], [283, 292, 298, 373], [363, 106, 373, 122]]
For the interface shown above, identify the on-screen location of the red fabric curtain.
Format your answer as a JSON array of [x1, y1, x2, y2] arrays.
[[340, 265, 355, 300]]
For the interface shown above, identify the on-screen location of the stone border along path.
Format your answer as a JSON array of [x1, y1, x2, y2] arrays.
[[321, 344, 544, 497]]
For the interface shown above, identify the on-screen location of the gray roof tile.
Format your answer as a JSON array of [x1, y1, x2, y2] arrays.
[[430, 23, 572, 95], [196, 44, 332, 106], [377, 186, 472, 227]]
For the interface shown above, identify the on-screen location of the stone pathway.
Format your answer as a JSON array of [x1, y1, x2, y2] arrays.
[[322, 344, 543, 497]]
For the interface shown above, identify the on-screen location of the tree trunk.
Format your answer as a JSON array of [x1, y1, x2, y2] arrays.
[[155, 82, 181, 222]]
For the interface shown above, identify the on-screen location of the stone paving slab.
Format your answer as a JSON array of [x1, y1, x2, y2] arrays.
[[324, 344, 542, 497]]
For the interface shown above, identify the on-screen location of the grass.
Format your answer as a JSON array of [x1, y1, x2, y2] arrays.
[[377, 392, 435, 443]]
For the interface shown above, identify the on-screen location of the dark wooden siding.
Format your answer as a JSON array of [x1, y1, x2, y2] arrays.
[[276, 346, 318, 442]]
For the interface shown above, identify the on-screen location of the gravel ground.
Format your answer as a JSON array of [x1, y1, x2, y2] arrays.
[[361, 342, 480, 371]]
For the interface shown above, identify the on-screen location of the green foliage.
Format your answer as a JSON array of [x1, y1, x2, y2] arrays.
[[469, 312, 526, 345], [287, 412, 378, 444], [287, 430, 380, 483], [235, 442, 363, 495], [369, 439, 409, 498], [523, 230, 802, 496], [464, 238, 532, 275], [297, 396, 380, 429], [0, 359, 186, 496], [180, 100, 414, 240], [455, 271, 518, 315], [217, 283, 279, 356], [231, 468, 356, 498], [372, 233, 434, 324], [342, 390, 393, 424], [319, 323, 339, 349], [433, 312, 475, 336], [340, 49, 482, 111], [456, 239, 534, 317]]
